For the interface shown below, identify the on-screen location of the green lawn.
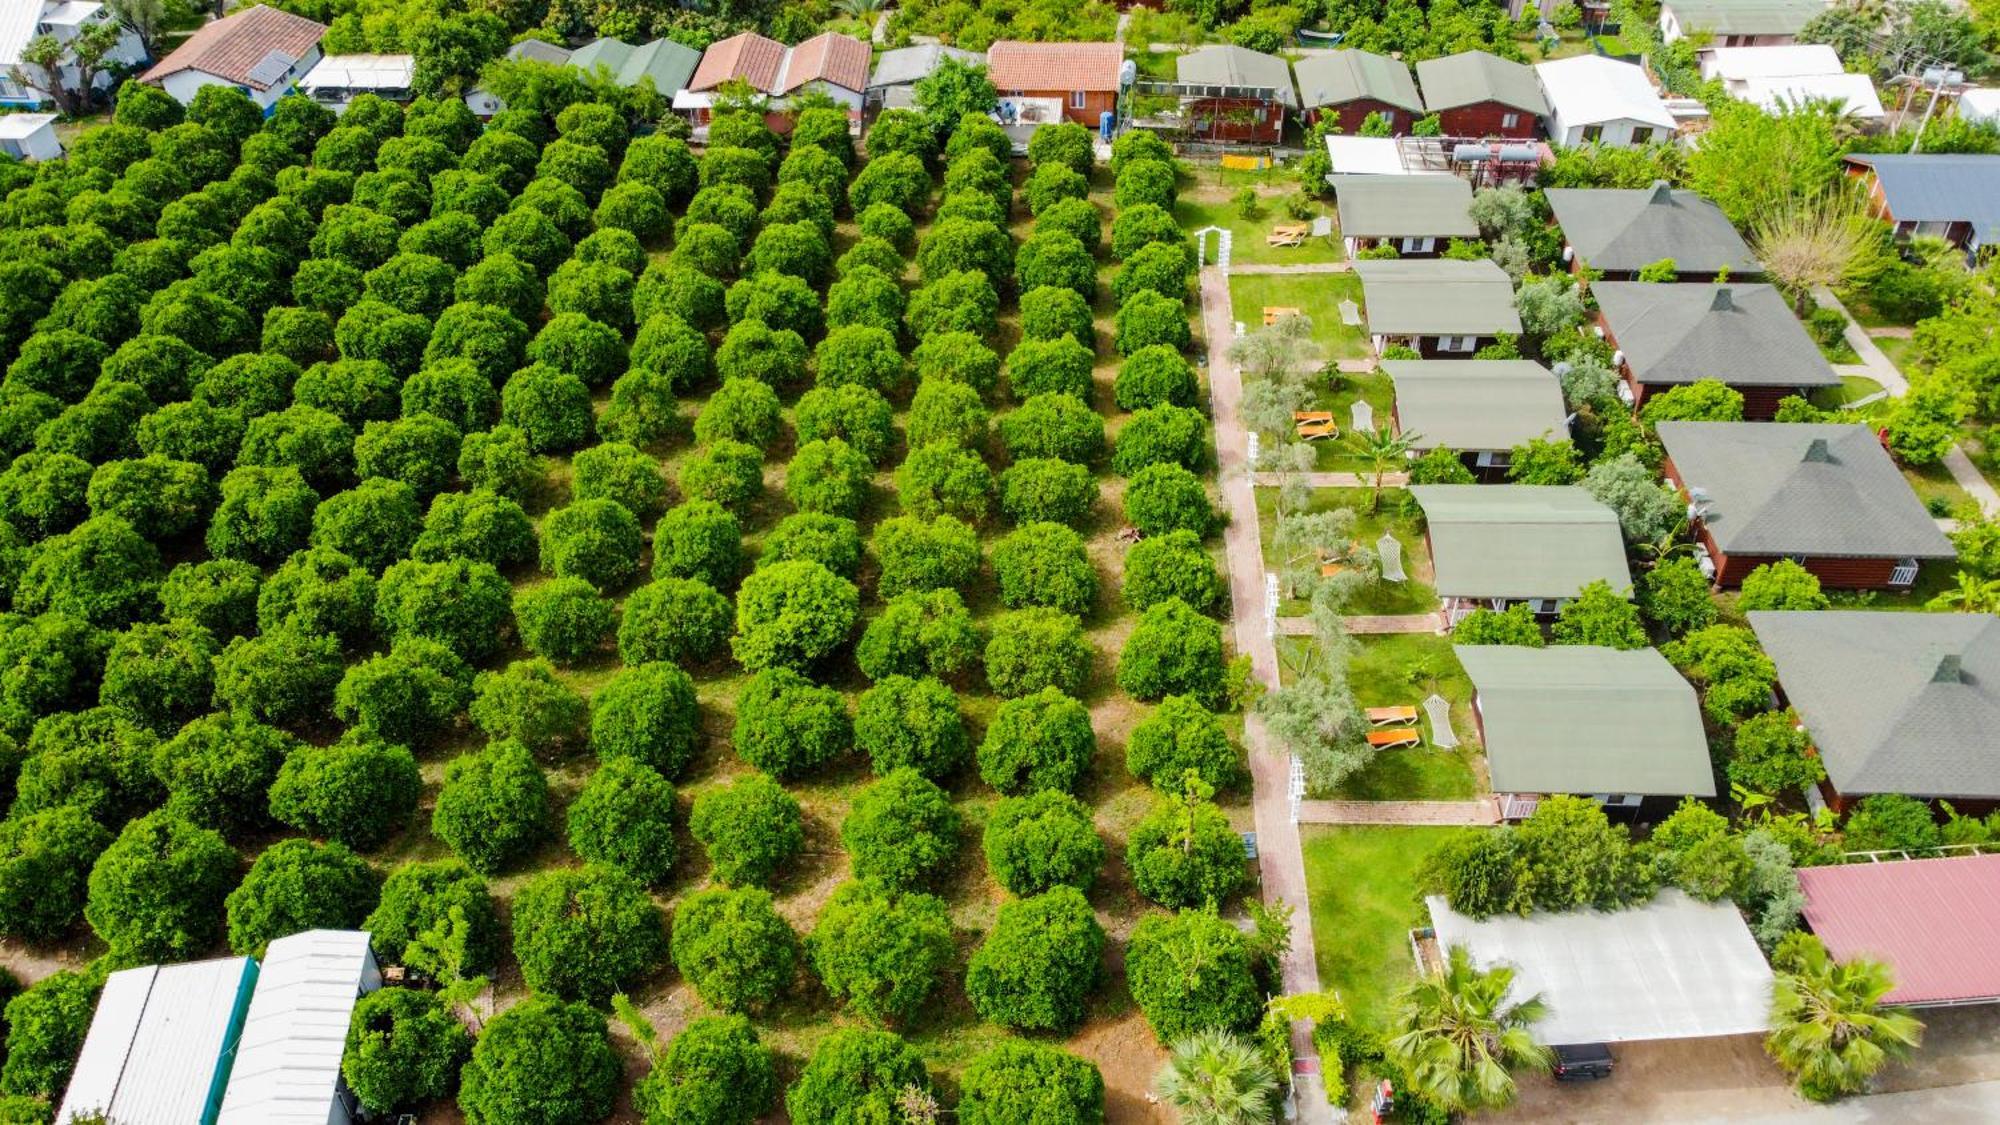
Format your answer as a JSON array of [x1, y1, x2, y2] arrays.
[[1516, 31, 1594, 61], [1226, 272, 1369, 359], [1811, 374, 1885, 410], [1256, 487, 1439, 616], [1902, 461, 1978, 518], [1301, 826, 1462, 1028], [1874, 335, 1917, 377], [1836, 289, 1918, 332], [1179, 191, 1344, 267], [1336, 635, 1482, 800], [1309, 370, 1396, 471]]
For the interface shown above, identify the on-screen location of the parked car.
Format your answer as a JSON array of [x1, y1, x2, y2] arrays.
[[1553, 1042, 1615, 1081]]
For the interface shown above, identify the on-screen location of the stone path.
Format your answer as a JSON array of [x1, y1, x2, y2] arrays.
[[1228, 261, 1353, 275], [1275, 613, 1443, 636], [1252, 471, 1408, 488], [1296, 798, 1502, 826], [1200, 265, 1334, 1122], [871, 10, 890, 42]]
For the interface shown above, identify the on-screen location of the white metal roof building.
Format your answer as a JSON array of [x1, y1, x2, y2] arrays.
[[300, 52, 415, 105], [217, 929, 381, 1125], [1535, 56, 1676, 147], [1427, 890, 1773, 1045], [57, 957, 260, 1125]]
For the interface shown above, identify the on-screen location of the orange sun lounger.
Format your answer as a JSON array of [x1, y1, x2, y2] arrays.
[[1365, 705, 1419, 727], [1366, 728, 1422, 749]]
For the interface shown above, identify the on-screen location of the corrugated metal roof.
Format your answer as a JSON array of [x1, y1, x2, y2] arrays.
[[1415, 50, 1547, 115], [1410, 484, 1632, 601], [1665, 0, 1824, 36], [1294, 48, 1422, 112], [1457, 645, 1714, 796], [1593, 282, 1840, 389], [1750, 611, 2000, 800], [1535, 55, 1675, 130], [1330, 173, 1477, 239], [59, 957, 259, 1125], [1798, 854, 2000, 1006], [1385, 359, 1567, 452], [1700, 44, 1842, 81], [0, 0, 45, 69], [1429, 890, 1772, 1043], [868, 43, 981, 90], [1175, 44, 1298, 108], [300, 52, 413, 90], [1355, 258, 1522, 336], [1658, 422, 1952, 559], [217, 930, 378, 1125], [1546, 183, 1760, 274], [1845, 154, 2000, 246]]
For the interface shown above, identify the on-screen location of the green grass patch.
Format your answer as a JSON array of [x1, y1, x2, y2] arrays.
[[1902, 460, 1978, 518], [1810, 373, 1884, 411], [1179, 190, 1343, 267], [1227, 272, 1369, 359], [1873, 335, 1917, 377], [1334, 635, 1482, 800], [1301, 826, 1461, 1028], [1257, 487, 1439, 616], [1310, 370, 1396, 471]]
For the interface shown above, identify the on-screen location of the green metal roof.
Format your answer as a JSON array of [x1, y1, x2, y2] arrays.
[[1410, 484, 1632, 599], [1413, 50, 1547, 114], [1330, 174, 1479, 239], [1456, 645, 1714, 796], [1355, 259, 1523, 337], [1294, 49, 1422, 113], [1664, 0, 1825, 36], [1594, 282, 1840, 389], [1385, 360, 1568, 452], [1657, 422, 1954, 559], [568, 36, 700, 92], [1750, 611, 2000, 800], [1545, 182, 1762, 275], [1175, 44, 1299, 108]]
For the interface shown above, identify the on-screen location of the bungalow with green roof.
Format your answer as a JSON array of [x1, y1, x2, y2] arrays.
[[1546, 182, 1761, 281], [1458, 644, 1714, 819], [1385, 360, 1568, 477], [1592, 282, 1840, 417], [568, 35, 702, 97], [1355, 259, 1523, 357], [1409, 484, 1633, 624], [1169, 44, 1299, 144], [1295, 48, 1424, 134], [1656, 422, 1954, 590], [1749, 611, 2000, 813], [1660, 0, 1825, 46], [1329, 174, 1478, 257], [1414, 50, 1547, 138]]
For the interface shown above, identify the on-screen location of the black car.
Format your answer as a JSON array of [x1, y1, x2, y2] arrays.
[[1552, 1042, 1615, 1081]]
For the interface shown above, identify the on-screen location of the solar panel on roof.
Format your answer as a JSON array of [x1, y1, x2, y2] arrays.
[[245, 49, 297, 88]]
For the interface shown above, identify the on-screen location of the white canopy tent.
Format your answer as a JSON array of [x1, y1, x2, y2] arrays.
[[1426, 890, 1773, 1044]]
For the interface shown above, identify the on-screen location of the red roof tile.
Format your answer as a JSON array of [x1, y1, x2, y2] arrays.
[[142, 4, 326, 89], [779, 31, 869, 94], [1797, 854, 2000, 1005], [688, 31, 785, 93], [986, 40, 1123, 94]]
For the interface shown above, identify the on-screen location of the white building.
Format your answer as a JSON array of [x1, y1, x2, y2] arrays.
[[1957, 87, 2000, 127], [1699, 44, 1884, 119], [1535, 55, 1676, 147], [674, 30, 868, 129], [300, 52, 413, 112], [140, 3, 325, 110], [0, 110, 61, 159], [0, 0, 147, 106], [217, 930, 381, 1125], [56, 957, 260, 1125]]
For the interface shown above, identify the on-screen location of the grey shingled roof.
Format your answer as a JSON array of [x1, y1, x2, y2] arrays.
[[1294, 49, 1422, 113], [1750, 611, 2000, 799], [1414, 50, 1547, 115], [1330, 174, 1478, 239], [1665, 0, 1825, 36], [1386, 360, 1568, 452], [1657, 422, 1954, 560], [1457, 645, 1714, 796], [868, 44, 982, 90], [1410, 485, 1632, 600], [1545, 182, 1761, 275], [1844, 154, 2000, 246], [1593, 282, 1840, 389], [1176, 44, 1299, 108], [1355, 259, 1523, 337]]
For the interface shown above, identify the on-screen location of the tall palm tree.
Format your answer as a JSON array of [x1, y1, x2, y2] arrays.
[[1386, 944, 1553, 1115], [1345, 426, 1416, 514], [1153, 1029, 1279, 1125], [1766, 932, 1924, 1102]]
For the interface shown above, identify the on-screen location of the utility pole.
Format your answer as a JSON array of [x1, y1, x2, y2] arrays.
[[1910, 65, 1964, 153]]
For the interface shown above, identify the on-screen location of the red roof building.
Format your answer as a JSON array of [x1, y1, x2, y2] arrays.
[[1797, 854, 2000, 1006], [687, 31, 867, 96], [986, 40, 1123, 126], [142, 4, 325, 92]]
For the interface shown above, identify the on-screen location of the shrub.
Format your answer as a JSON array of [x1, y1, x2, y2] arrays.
[[1006, 336, 1093, 400], [1115, 345, 1197, 410], [731, 559, 859, 672], [1842, 793, 1940, 853], [1112, 241, 1192, 305], [1127, 785, 1248, 909], [984, 789, 1103, 895], [225, 837, 379, 956], [842, 768, 959, 890], [671, 886, 797, 1012], [86, 457, 214, 541], [896, 442, 995, 523], [814, 324, 907, 395], [634, 1016, 777, 1125], [500, 364, 592, 452], [986, 607, 1091, 698], [0, 969, 99, 1102], [1739, 559, 1831, 612], [457, 997, 618, 1125], [469, 659, 589, 760], [211, 624, 345, 728], [964, 886, 1103, 1031], [1000, 393, 1104, 464], [1727, 708, 1826, 795], [796, 384, 895, 465], [912, 330, 1000, 393], [854, 675, 968, 780], [354, 415, 460, 499], [689, 773, 804, 888], [364, 859, 502, 977], [618, 577, 733, 665], [1114, 159, 1177, 209], [571, 441, 666, 519], [151, 709, 291, 838], [678, 439, 764, 507], [430, 740, 551, 875], [959, 1042, 1105, 1125], [1114, 404, 1210, 475], [787, 1029, 931, 1125], [1124, 463, 1216, 537], [978, 686, 1096, 794], [598, 366, 681, 447], [786, 438, 873, 517], [84, 811, 236, 962], [807, 879, 954, 1026], [538, 499, 643, 591], [341, 988, 471, 1116], [529, 313, 625, 387], [653, 500, 744, 590], [906, 378, 989, 450], [856, 588, 983, 683], [1124, 528, 1223, 611], [724, 272, 821, 340], [98, 618, 217, 734], [1126, 909, 1262, 1042], [1024, 162, 1089, 214], [455, 426, 542, 502], [826, 271, 907, 338], [0, 806, 111, 942], [733, 667, 851, 778], [565, 758, 676, 885], [331, 636, 471, 746], [512, 578, 614, 663], [871, 514, 981, 598], [1036, 197, 1102, 251], [587, 661, 698, 779], [906, 269, 999, 339], [1128, 696, 1243, 793], [997, 457, 1095, 526], [267, 736, 421, 851], [1118, 598, 1225, 704], [1015, 234, 1095, 298], [1115, 289, 1191, 355], [309, 478, 423, 573], [1111, 203, 1186, 261], [992, 522, 1098, 613]]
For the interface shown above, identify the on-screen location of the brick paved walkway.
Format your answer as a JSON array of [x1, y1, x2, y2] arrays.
[[1296, 798, 1502, 826]]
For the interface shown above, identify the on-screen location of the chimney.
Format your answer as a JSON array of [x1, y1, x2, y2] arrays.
[[1803, 437, 1833, 463], [1934, 654, 1965, 684], [1648, 180, 1674, 205], [1710, 287, 1734, 312]]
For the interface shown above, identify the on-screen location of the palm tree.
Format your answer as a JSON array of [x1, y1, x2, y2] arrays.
[[1766, 932, 1924, 1102], [835, 0, 887, 17], [1345, 426, 1416, 513], [1153, 1029, 1280, 1125], [1386, 944, 1553, 1115]]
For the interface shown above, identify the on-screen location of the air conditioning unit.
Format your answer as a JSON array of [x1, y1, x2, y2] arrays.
[[1611, 349, 1626, 367]]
